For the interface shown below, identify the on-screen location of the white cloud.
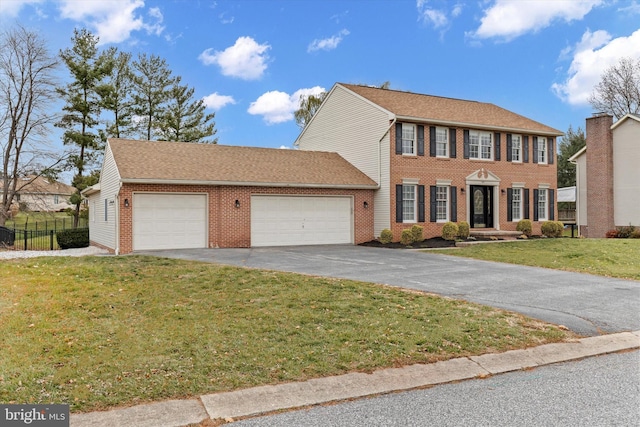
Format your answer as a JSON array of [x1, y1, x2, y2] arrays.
[[416, 0, 463, 32], [472, 0, 603, 41], [0, 0, 43, 16], [202, 92, 236, 110], [307, 29, 350, 53], [199, 36, 271, 80], [618, 1, 640, 14], [248, 86, 325, 125], [552, 29, 640, 106]]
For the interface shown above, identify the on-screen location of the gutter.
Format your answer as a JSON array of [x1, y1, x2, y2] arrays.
[[394, 115, 564, 137], [119, 178, 379, 190]]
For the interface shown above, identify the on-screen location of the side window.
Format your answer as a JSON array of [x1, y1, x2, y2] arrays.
[[402, 124, 415, 155]]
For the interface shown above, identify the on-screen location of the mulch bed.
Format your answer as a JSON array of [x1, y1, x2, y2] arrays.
[[359, 237, 457, 249]]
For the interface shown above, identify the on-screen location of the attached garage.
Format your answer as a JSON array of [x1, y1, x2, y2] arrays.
[[251, 195, 353, 246], [132, 193, 207, 251]]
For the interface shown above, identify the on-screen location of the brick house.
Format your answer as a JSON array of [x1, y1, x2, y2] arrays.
[[570, 113, 640, 237], [295, 83, 563, 240], [83, 139, 376, 254]]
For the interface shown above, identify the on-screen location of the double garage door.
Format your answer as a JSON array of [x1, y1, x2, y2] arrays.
[[132, 193, 353, 250], [251, 195, 353, 247]]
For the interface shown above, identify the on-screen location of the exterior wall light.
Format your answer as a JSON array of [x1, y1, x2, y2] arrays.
[[363, 201, 369, 209], [235, 199, 240, 208], [124, 198, 130, 207]]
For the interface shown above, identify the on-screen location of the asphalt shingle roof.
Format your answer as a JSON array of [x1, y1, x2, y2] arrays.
[[108, 138, 378, 188], [340, 83, 563, 136]]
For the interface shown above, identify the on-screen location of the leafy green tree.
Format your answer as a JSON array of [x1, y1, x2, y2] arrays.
[[56, 28, 113, 227], [158, 77, 218, 143], [131, 53, 175, 140], [100, 50, 134, 138], [294, 92, 327, 129], [557, 125, 586, 188]]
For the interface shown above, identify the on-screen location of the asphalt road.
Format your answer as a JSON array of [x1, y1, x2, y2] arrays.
[[230, 350, 640, 427], [141, 245, 640, 336]]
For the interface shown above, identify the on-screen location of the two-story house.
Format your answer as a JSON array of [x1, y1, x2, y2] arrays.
[[295, 83, 563, 240]]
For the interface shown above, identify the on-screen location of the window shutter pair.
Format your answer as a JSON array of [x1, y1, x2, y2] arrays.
[[395, 184, 425, 223], [523, 136, 529, 163], [427, 186, 457, 222], [507, 188, 513, 221], [532, 137, 538, 164], [429, 127, 457, 158], [494, 133, 501, 161], [506, 134, 513, 162], [395, 123, 425, 156], [463, 130, 470, 159]]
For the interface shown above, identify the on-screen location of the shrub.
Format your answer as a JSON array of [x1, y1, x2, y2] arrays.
[[56, 228, 89, 249], [411, 225, 424, 243], [457, 221, 470, 239], [400, 229, 414, 245], [631, 228, 640, 239], [516, 219, 532, 237], [379, 229, 393, 244], [616, 225, 636, 238], [442, 222, 458, 241], [605, 229, 618, 238], [541, 221, 563, 238], [553, 221, 564, 238]]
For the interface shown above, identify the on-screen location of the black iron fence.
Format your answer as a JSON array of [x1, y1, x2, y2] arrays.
[[0, 226, 89, 251], [4, 217, 88, 232]]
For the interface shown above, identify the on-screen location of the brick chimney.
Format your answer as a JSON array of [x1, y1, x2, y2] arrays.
[[585, 113, 614, 238]]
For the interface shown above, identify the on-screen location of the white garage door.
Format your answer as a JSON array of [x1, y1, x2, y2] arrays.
[[251, 195, 353, 247], [133, 193, 207, 251]]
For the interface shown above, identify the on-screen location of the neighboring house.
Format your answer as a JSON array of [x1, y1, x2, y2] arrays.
[[569, 113, 640, 237], [82, 139, 377, 254], [9, 175, 74, 212], [295, 83, 563, 240]]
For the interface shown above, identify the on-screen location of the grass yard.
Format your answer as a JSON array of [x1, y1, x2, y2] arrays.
[[5, 212, 86, 231], [0, 256, 573, 412], [436, 238, 640, 280]]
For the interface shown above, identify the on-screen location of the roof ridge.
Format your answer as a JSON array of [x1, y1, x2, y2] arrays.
[[339, 82, 484, 105]]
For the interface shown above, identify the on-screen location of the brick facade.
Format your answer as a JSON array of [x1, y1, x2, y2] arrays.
[[584, 114, 615, 238], [389, 125, 558, 240], [116, 183, 374, 254]]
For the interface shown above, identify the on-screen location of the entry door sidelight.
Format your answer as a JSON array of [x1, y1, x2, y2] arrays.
[[470, 186, 493, 228]]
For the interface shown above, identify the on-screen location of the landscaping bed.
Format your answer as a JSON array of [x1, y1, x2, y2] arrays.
[[359, 237, 456, 249]]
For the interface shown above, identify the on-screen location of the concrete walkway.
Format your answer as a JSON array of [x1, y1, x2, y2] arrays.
[[70, 331, 640, 427]]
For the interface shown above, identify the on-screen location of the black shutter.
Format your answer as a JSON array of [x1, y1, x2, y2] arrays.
[[523, 136, 529, 163], [417, 125, 425, 156], [507, 188, 513, 222], [395, 123, 402, 154], [494, 132, 501, 161], [463, 130, 470, 159], [449, 128, 457, 158], [429, 186, 437, 222], [450, 186, 457, 222], [533, 189, 539, 221], [549, 189, 555, 220], [533, 137, 538, 164], [506, 134, 513, 162], [548, 138, 554, 164], [418, 185, 425, 222], [429, 126, 436, 157], [523, 188, 530, 219], [396, 184, 403, 222]]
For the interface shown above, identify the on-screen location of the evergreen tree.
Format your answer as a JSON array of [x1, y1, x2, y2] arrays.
[[158, 77, 218, 143], [56, 28, 113, 227], [557, 125, 586, 188], [100, 50, 134, 138]]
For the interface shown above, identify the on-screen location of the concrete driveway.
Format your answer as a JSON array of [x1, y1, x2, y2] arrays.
[[139, 245, 640, 336]]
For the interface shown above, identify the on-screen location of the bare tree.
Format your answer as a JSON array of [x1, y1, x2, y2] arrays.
[[0, 25, 64, 226], [589, 57, 640, 119]]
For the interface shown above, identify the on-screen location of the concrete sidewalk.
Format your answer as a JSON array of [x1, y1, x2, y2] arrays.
[[70, 331, 640, 427]]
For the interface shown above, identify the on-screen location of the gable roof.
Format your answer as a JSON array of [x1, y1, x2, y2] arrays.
[[107, 139, 378, 189], [339, 83, 563, 136], [611, 112, 640, 130], [15, 175, 74, 195]]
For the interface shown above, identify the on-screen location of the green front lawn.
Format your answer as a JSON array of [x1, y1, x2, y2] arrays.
[[436, 238, 640, 280], [0, 256, 572, 412]]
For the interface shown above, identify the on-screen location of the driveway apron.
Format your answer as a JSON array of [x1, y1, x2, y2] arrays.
[[138, 246, 640, 336]]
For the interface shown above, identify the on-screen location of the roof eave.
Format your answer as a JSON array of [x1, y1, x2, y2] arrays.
[[568, 146, 587, 162], [394, 115, 564, 136], [120, 178, 379, 190], [611, 113, 640, 130]]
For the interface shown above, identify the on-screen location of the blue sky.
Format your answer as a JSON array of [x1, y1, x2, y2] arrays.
[[2, 0, 639, 152]]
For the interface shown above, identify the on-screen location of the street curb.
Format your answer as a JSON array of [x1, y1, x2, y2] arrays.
[[70, 331, 640, 427]]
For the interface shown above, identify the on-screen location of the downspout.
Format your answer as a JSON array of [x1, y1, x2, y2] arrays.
[[115, 182, 122, 254]]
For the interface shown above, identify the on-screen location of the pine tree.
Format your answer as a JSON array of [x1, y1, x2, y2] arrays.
[[100, 50, 134, 138], [557, 126, 586, 188]]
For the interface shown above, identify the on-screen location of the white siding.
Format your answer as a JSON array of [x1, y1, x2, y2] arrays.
[[576, 154, 588, 227], [296, 85, 391, 235], [88, 143, 121, 251], [613, 119, 640, 226]]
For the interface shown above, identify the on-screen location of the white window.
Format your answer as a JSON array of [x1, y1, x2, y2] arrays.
[[512, 188, 522, 221], [436, 186, 449, 222], [538, 189, 548, 221], [402, 124, 415, 155], [512, 135, 522, 162], [537, 137, 547, 164], [402, 185, 416, 222], [470, 130, 492, 160], [436, 127, 448, 157]]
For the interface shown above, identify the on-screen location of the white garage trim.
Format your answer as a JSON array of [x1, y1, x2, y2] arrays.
[[133, 193, 207, 251], [251, 195, 353, 247]]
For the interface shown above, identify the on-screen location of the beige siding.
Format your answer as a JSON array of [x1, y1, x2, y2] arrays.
[[613, 119, 640, 226], [296, 85, 391, 235], [576, 154, 588, 226], [89, 144, 121, 250]]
